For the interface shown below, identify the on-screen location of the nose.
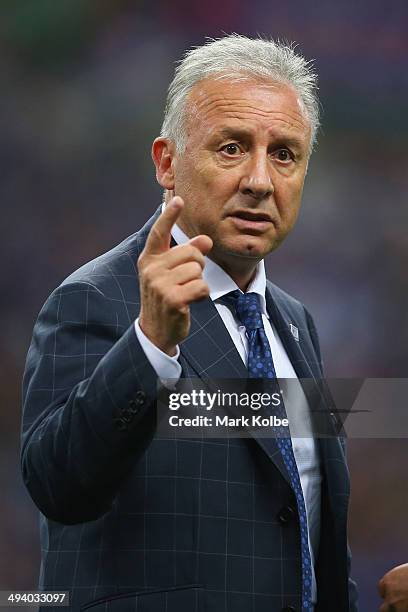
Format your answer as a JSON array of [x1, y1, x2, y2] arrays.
[[239, 152, 274, 200]]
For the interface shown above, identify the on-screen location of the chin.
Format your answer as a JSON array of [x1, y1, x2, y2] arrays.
[[217, 237, 271, 260]]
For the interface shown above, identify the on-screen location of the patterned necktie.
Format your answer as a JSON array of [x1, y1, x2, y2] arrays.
[[221, 290, 313, 611]]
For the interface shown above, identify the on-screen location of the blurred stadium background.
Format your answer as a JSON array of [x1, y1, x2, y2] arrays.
[[1, 1, 407, 609]]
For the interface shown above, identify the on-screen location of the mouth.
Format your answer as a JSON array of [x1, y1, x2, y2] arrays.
[[227, 210, 274, 232]]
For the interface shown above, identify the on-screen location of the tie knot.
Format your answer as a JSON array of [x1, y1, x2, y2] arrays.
[[221, 291, 264, 330]]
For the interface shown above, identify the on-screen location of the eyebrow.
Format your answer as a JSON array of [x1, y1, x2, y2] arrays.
[[211, 127, 304, 150], [211, 127, 253, 143]]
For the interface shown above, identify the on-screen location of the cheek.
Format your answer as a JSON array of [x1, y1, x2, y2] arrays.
[[277, 181, 303, 219], [198, 159, 237, 190], [196, 166, 222, 193]]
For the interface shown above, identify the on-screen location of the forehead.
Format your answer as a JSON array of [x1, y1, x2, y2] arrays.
[[185, 77, 311, 143]]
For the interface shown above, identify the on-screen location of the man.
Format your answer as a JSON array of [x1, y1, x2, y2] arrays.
[[21, 35, 358, 611], [379, 564, 408, 611]]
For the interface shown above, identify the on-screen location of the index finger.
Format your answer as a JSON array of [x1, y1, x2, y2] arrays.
[[145, 196, 184, 254]]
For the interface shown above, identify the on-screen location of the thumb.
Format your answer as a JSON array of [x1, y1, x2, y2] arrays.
[[189, 234, 213, 256]]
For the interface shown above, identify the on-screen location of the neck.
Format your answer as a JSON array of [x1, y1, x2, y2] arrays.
[[207, 250, 259, 292]]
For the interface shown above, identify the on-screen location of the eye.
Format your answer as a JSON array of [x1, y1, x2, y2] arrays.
[[273, 148, 293, 162], [220, 143, 242, 156]]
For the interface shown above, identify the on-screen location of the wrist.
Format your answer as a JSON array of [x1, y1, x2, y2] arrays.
[[138, 317, 177, 357]]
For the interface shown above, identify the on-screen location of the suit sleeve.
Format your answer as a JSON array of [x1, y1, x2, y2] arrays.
[[21, 281, 162, 525], [303, 305, 359, 611]]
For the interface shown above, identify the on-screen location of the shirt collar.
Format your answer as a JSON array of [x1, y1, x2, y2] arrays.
[[162, 203, 268, 316]]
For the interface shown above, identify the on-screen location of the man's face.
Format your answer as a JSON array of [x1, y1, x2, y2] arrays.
[[165, 77, 311, 268]]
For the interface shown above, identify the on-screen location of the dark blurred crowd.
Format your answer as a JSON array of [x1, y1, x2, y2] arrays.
[[1, 2, 407, 609]]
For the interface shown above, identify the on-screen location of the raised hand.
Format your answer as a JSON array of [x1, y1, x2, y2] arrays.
[[137, 197, 213, 355]]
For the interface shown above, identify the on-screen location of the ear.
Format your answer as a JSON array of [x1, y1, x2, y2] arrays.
[[151, 138, 176, 190]]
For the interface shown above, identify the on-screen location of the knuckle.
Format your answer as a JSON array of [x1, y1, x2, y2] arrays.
[[167, 289, 183, 310], [137, 251, 146, 270], [191, 247, 204, 263], [197, 281, 210, 298], [180, 244, 194, 260], [142, 268, 162, 292], [148, 277, 157, 291], [152, 278, 166, 297], [186, 244, 201, 260], [191, 261, 203, 276], [141, 263, 155, 283]]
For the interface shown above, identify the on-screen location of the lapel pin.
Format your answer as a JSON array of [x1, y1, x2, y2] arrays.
[[289, 323, 299, 342]]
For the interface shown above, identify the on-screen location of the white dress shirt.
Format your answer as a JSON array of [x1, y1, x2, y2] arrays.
[[134, 212, 322, 605]]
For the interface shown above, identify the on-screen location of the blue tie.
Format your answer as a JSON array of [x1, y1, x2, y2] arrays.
[[221, 290, 313, 611]]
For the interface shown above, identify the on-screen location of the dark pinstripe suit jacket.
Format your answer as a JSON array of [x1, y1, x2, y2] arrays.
[[21, 206, 358, 612]]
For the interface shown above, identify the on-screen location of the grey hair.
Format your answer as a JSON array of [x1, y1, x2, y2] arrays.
[[160, 34, 320, 155]]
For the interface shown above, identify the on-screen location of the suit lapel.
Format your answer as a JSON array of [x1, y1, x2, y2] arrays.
[[180, 298, 248, 379], [265, 285, 320, 381], [179, 296, 292, 486], [265, 284, 337, 433], [181, 282, 319, 383], [265, 284, 349, 517]]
